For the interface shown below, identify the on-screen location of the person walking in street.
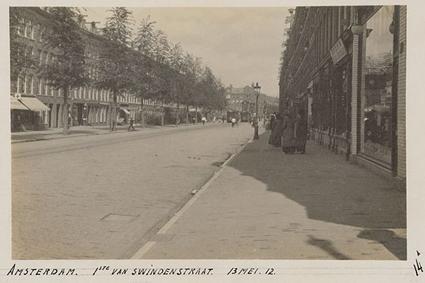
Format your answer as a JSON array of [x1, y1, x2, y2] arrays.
[[281, 111, 296, 153], [128, 117, 135, 131], [231, 117, 236, 127], [201, 116, 207, 125], [294, 109, 308, 153]]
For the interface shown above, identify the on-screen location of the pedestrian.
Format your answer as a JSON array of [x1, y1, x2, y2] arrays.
[[128, 117, 135, 131], [294, 109, 308, 153], [281, 111, 296, 153], [268, 113, 283, 147], [231, 117, 236, 127], [201, 116, 207, 125], [269, 113, 276, 131]]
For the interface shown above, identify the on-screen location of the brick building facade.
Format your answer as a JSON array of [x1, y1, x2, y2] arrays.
[[10, 7, 182, 131], [279, 6, 406, 182], [225, 86, 279, 118]]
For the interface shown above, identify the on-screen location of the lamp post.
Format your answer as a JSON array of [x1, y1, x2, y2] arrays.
[[252, 82, 261, 140]]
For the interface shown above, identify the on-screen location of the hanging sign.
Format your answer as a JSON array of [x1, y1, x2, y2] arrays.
[[330, 38, 347, 64]]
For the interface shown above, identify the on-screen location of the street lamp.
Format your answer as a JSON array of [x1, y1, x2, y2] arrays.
[[252, 82, 261, 140]]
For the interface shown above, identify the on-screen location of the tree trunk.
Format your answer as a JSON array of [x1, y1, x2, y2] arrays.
[[186, 105, 189, 124], [62, 86, 70, 135], [110, 91, 118, 131], [175, 101, 180, 126], [195, 105, 198, 123], [140, 96, 145, 128], [161, 100, 165, 126]]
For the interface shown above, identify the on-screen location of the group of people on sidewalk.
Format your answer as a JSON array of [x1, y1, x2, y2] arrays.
[[268, 109, 307, 154]]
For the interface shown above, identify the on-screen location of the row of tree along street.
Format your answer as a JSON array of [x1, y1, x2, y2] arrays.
[[10, 7, 227, 133]]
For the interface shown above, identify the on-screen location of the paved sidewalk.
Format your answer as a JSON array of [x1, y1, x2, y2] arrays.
[[141, 131, 406, 260], [11, 122, 216, 143]]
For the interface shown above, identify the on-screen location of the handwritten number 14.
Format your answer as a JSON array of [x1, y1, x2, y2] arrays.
[[414, 250, 423, 277]]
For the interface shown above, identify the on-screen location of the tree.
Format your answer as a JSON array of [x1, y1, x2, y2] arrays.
[[180, 53, 204, 123], [129, 52, 155, 127], [198, 67, 226, 116], [41, 7, 89, 134], [102, 7, 132, 46], [168, 43, 184, 123], [96, 7, 134, 130], [135, 16, 156, 58], [152, 29, 171, 65]]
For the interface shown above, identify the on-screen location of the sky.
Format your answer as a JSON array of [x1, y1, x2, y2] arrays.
[[82, 7, 291, 97]]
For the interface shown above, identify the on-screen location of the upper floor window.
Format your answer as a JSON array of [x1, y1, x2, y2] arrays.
[[25, 20, 32, 38]]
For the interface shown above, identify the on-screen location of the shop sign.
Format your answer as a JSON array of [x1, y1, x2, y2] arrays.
[[330, 39, 347, 64]]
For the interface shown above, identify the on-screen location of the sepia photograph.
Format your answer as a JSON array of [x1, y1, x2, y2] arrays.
[[5, 0, 425, 281], [8, 4, 407, 263]]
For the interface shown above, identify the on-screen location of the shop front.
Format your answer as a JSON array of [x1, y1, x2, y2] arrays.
[[10, 95, 50, 132], [359, 6, 396, 169]]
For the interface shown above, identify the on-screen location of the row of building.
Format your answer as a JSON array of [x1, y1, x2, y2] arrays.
[[225, 85, 279, 119], [279, 6, 406, 183], [10, 7, 199, 132]]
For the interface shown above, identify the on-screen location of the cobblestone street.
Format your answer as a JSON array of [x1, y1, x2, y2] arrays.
[[12, 123, 252, 259]]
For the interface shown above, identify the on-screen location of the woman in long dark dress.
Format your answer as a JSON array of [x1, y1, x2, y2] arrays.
[[269, 113, 283, 147], [281, 112, 295, 153], [268, 113, 277, 145], [294, 110, 308, 153]]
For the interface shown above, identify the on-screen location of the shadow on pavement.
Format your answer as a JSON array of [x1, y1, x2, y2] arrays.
[[307, 235, 351, 259], [227, 132, 406, 259], [357, 229, 406, 260]]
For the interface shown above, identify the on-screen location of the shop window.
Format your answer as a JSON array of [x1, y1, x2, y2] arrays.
[[361, 6, 394, 165]]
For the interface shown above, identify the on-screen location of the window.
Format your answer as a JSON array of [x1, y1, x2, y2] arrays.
[[39, 27, 45, 42], [25, 75, 32, 94], [40, 79, 46, 95], [45, 52, 50, 65], [361, 6, 394, 165], [25, 20, 32, 38], [48, 84, 53, 96], [33, 76, 39, 95], [17, 18, 24, 36], [17, 75, 25, 94]]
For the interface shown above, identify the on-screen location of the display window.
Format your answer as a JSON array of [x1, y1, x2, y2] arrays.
[[361, 6, 394, 165]]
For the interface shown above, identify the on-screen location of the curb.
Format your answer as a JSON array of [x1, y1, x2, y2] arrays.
[[130, 137, 252, 259], [11, 123, 220, 144]]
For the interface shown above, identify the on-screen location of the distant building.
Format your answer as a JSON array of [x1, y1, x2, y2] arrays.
[[225, 85, 279, 117]]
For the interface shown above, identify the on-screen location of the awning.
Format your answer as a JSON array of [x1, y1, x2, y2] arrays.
[[10, 96, 29, 110], [19, 97, 50, 111], [120, 108, 130, 115]]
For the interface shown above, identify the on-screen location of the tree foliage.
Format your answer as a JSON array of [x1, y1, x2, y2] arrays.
[[41, 7, 89, 134], [96, 7, 134, 130], [9, 7, 37, 82], [42, 7, 88, 90]]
